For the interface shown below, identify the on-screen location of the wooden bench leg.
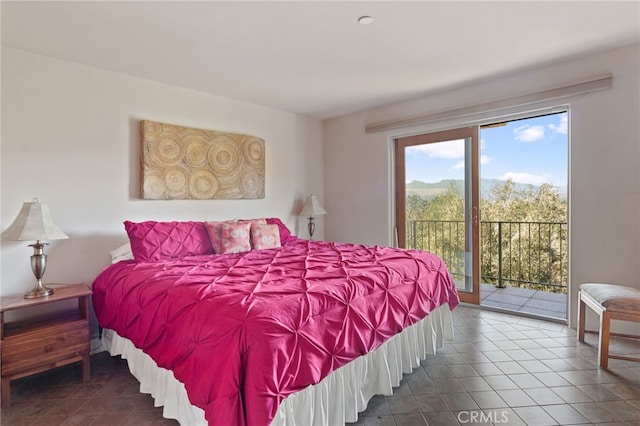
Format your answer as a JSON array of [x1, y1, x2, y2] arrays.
[[578, 291, 586, 342], [599, 311, 611, 369]]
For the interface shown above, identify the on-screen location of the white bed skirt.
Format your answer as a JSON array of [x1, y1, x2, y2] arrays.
[[102, 303, 454, 425]]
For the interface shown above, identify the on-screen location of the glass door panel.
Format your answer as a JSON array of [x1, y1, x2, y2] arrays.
[[395, 127, 480, 304]]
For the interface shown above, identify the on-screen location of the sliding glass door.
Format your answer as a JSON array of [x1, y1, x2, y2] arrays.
[[395, 127, 480, 304]]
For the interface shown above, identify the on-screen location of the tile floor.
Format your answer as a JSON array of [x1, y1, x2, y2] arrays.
[[2, 305, 639, 426], [480, 284, 567, 320]]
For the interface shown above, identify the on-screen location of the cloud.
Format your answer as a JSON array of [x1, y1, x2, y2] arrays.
[[514, 125, 545, 142], [548, 114, 568, 135], [406, 139, 465, 159], [499, 172, 552, 185], [453, 155, 491, 170]]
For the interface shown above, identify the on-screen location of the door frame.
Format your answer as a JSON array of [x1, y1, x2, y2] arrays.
[[394, 126, 480, 304]]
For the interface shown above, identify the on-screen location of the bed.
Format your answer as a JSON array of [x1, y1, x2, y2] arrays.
[[92, 219, 459, 425]]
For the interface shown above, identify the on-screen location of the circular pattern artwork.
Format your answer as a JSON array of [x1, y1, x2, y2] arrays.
[[189, 170, 220, 199], [207, 137, 242, 175], [141, 120, 265, 199]]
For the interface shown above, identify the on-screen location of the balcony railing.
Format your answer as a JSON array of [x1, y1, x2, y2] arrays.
[[409, 220, 568, 292]]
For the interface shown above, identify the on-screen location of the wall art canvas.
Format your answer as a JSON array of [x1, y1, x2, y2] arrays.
[[141, 120, 265, 200]]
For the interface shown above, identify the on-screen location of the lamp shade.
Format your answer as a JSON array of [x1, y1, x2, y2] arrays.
[[299, 194, 327, 217], [2, 199, 69, 241]]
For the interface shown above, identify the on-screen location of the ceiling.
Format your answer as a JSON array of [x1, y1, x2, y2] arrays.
[[2, 1, 639, 119]]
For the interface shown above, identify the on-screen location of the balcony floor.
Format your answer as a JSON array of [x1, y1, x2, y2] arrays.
[[480, 283, 567, 321]]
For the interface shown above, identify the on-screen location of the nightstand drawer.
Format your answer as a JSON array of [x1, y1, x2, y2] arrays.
[[1, 319, 89, 377]]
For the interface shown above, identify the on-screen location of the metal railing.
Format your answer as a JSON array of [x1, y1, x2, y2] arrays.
[[409, 220, 568, 292]]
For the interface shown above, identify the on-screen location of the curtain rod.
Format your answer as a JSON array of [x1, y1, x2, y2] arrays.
[[365, 74, 613, 133]]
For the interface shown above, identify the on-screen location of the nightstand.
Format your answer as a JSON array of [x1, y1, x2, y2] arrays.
[[0, 283, 92, 408]]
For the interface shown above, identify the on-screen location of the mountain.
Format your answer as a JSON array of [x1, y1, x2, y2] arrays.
[[406, 179, 567, 200]]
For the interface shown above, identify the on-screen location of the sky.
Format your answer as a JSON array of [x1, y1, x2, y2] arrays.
[[405, 112, 568, 187]]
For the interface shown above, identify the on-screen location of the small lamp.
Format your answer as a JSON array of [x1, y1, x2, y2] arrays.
[[299, 194, 327, 239], [1, 198, 69, 298]]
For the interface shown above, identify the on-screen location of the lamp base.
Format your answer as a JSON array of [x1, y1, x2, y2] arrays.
[[307, 217, 316, 240], [24, 281, 54, 299], [25, 243, 54, 298]]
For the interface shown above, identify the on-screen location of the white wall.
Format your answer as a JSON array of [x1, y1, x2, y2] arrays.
[[324, 44, 640, 331], [1, 48, 324, 306]]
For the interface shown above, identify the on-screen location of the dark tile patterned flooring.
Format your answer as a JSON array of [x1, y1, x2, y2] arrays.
[[2, 305, 639, 425]]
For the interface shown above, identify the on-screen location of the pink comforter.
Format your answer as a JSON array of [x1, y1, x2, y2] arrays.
[[92, 239, 459, 425]]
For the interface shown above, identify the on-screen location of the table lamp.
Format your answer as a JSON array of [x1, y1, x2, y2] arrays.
[[299, 194, 326, 239], [1, 198, 69, 298]]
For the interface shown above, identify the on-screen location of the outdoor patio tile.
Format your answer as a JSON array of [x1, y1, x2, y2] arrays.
[[495, 287, 538, 298], [483, 293, 530, 307], [523, 298, 566, 311], [482, 300, 525, 311], [519, 306, 565, 319], [532, 291, 567, 303]]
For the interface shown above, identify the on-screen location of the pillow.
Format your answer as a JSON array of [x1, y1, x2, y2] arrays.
[[124, 221, 214, 261], [110, 242, 133, 264], [266, 218, 296, 244], [251, 223, 281, 250], [220, 221, 251, 254], [206, 219, 266, 253], [205, 220, 233, 254]]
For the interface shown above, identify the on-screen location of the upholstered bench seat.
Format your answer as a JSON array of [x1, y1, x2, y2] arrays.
[[578, 283, 640, 368]]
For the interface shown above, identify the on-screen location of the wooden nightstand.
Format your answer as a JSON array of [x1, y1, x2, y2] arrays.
[[0, 283, 92, 408]]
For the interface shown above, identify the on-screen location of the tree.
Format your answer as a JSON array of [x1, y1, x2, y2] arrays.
[[406, 179, 568, 292]]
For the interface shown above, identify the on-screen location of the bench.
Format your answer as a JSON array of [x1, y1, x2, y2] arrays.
[[578, 283, 640, 368]]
